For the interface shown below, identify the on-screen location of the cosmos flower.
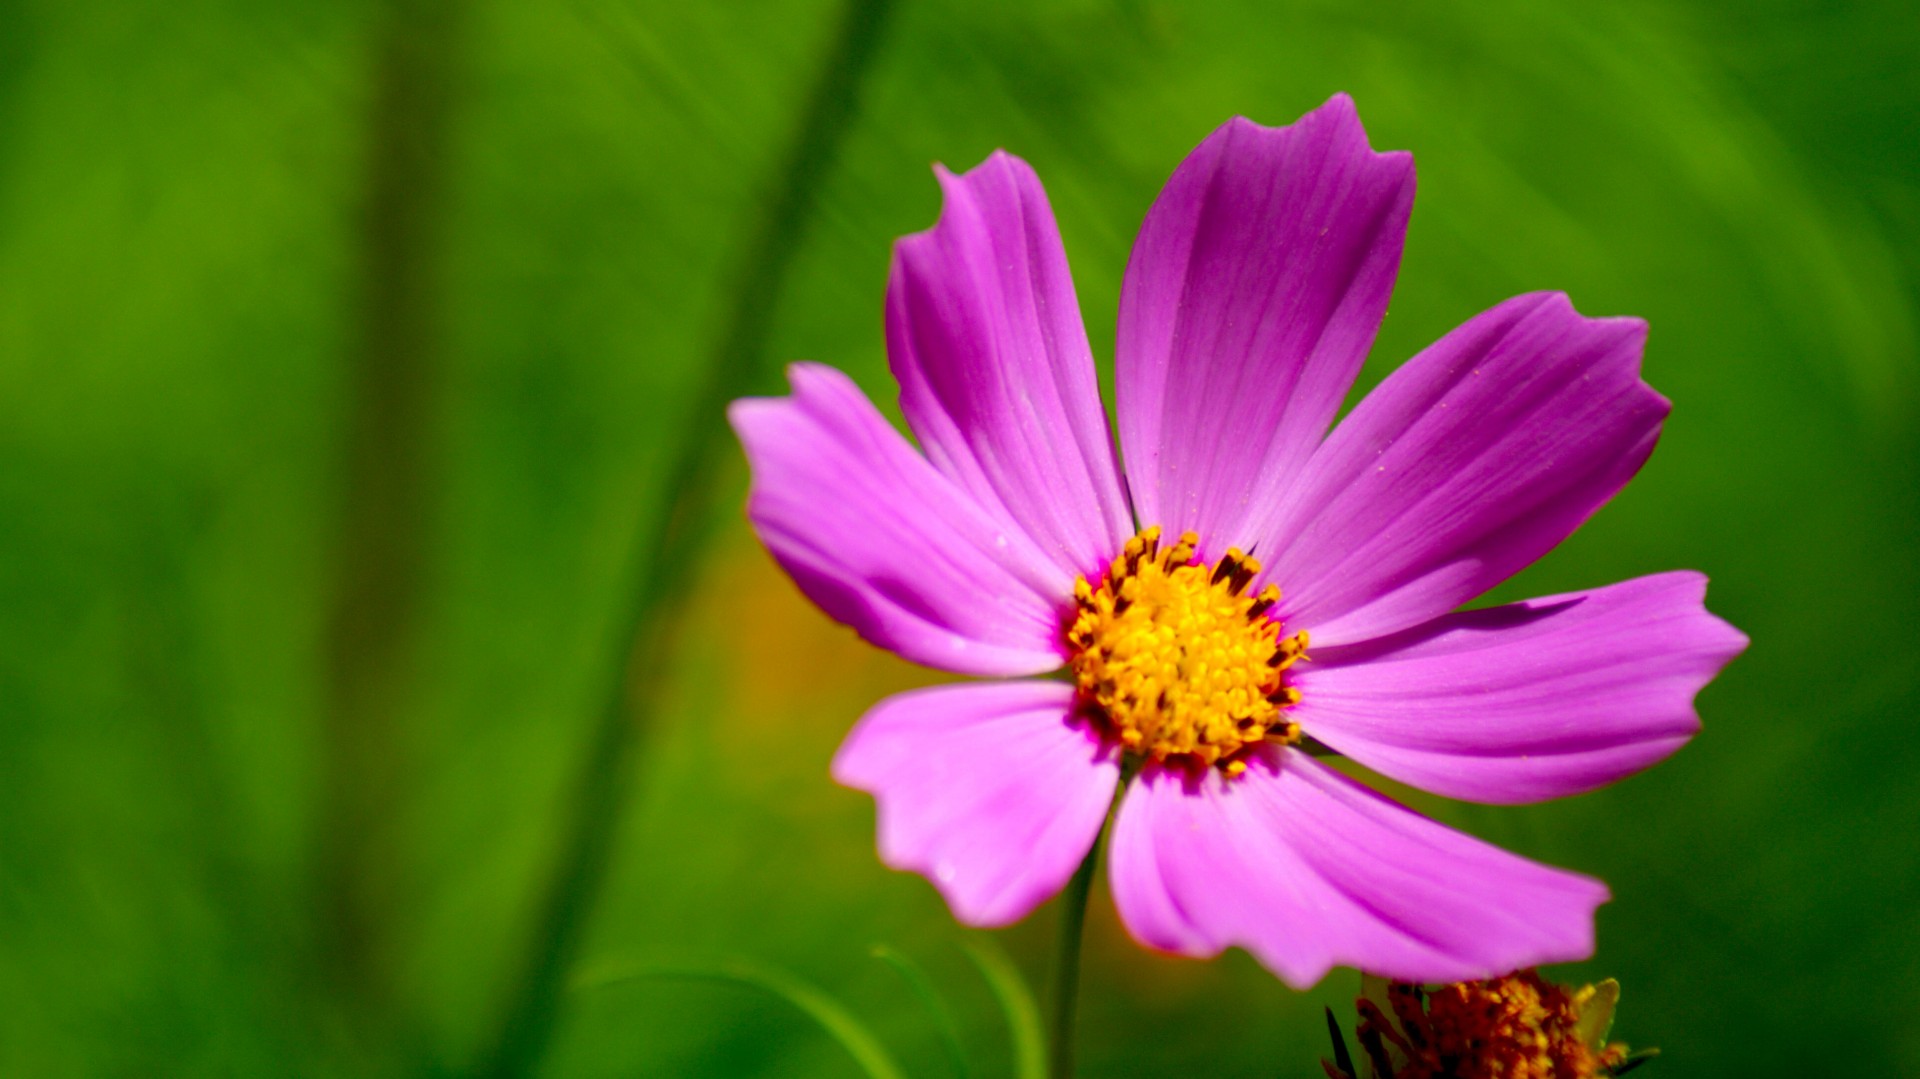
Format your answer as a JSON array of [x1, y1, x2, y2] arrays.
[[729, 94, 1745, 987], [1324, 970, 1651, 1079]]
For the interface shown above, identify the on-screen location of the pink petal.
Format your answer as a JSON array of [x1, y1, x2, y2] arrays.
[[730, 364, 1070, 677], [889, 153, 1133, 581], [1107, 748, 1607, 988], [1257, 291, 1668, 646], [1115, 94, 1414, 557], [1295, 572, 1748, 804], [833, 680, 1119, 926]]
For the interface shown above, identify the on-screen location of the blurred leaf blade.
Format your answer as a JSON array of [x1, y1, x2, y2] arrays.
[[872, 944, 970, 1079], [962, 937, 1045, 1079], [577, 961, 909, 1079]]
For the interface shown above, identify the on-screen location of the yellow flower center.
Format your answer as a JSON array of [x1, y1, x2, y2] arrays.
[[1066, 527, 1307, 776]]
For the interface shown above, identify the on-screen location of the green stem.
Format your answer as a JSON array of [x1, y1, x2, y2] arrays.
[[474, 1, 895, 1075], [1047, 834, 1103, 1079], [318, 0, 464, 1054]]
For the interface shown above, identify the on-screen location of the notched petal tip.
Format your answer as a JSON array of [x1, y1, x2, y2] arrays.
[[1554, 294, 1674, 425], [909, 149, 1043, 246], [1683, 571, 1752, 666], [1533, 289, 1648, 342], [1214, 92, 1414, 175], [1226, 93, 1357, 137], [1529, 290, 1662, 390], [951, 147, 1033, 182], [1309, 91, 1415, 169], [725, 361, 807, 420]]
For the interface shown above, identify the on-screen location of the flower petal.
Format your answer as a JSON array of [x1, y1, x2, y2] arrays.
[[730, 363, 1070, 676], [833, 680, 1119, 926], [1115, 94, 1414, 554], [1260, 291, 1668, 645], [1294, 572, 1748, 804], [889, 153, 1133, 581], [1107, 748, 1606, 988]]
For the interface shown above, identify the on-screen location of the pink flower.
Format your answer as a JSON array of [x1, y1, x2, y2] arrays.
[[728, 95, 1746, 987]]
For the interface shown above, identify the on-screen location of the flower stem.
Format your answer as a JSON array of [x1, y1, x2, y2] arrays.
[[1047, 834, 1103, 1079], [473, 1, 895, 1075], [317, 0, 464, 1056]]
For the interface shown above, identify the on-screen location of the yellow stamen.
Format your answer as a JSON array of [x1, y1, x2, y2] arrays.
[[1066, 527, 1307, 775]]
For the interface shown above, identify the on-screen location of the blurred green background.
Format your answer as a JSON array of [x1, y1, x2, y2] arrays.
[[2, 0, 1917, 1075]]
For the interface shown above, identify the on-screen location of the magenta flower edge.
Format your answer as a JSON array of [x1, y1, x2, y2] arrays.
[[728, 93, 1747, 988]]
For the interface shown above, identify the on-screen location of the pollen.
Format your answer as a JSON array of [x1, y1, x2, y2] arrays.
[[1066, 527, 1307, 775]]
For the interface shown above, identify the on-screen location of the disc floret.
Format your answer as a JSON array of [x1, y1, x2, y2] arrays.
[[1067, 527, 1307, 775]]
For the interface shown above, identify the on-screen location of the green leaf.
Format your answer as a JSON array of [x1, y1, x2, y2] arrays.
[[1575, 978, 1621, 1051], [872, 944, 970, 1079], [576, 960, 907, 1079], [960, 937, 1045, 1079], [1324, 1006, 1358, 1079]]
